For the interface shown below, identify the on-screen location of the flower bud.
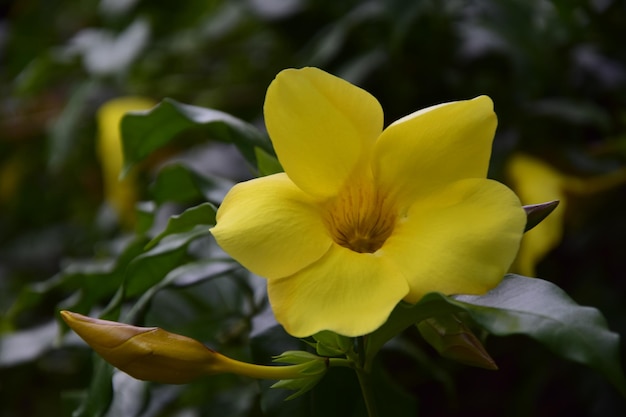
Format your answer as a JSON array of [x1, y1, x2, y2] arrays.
[[61, 311, 324, 384], [418, 314, 497, 370], [61, 310, 225, 383]]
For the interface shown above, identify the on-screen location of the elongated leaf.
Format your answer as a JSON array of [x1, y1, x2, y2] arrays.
[[124, 225, 213, 297], [150, 163, 233, 205], [4, 238, 146, 330], [146, 202, 216, 250], [454, 275, 626, 395], [124, 259, 240, 323], [72, 356, 114, 417], [120, 98, 272, 175], [368, 275, 626, 395], [366, 294, 463, 361]]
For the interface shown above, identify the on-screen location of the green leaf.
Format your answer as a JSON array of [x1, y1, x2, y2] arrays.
[[455, 275, 626, 396], [146, 202, 217, 250], [366, 294, 463, 361], [48, 80, 99, 171], [124, 225, 213, 297], [255, 147, 283, 176], [523, 200, 559, 232], [72, 356, 114, 417], [127, 260, 242, 329], [369, 275, 626, 396], [4, 238, 146, 329], [120, 98, 272, 175], [135, 201, 156, 235], [150, 163, 234, 205]]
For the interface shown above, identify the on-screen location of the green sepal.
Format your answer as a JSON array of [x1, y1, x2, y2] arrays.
[[271, 350, 328, 400], [312, 331, 353, 357], [417, 314, 497, 370], [273, 350, 324, 366], [523, 200, 559, 232], [271, 373, 326, 401]]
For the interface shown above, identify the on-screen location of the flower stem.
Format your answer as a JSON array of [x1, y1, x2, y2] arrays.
[[353, 336, 378, 417], [355, 367, 378, 417], [328, 358, 353, 368], [215, 355, 321, 380]]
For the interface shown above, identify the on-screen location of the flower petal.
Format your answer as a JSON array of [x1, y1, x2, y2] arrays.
[[507, 154, 565, 277], [267, 245, 409, 337], [264, 67, 383, 198], [211, 173, 331, 279], [373, 96, 497, 211], [381, 178, 525, 303]]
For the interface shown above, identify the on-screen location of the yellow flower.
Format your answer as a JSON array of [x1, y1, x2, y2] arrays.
[[507, 154, 565, 277], [61, 311, 326, 384], [211, 68, 526, 338], [97, 97, 155, 227], [507, 153, 626, 277]]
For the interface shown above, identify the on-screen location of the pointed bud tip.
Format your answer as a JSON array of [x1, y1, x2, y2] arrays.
[[60, 310, 151, 349], [523, 200, 560, 232]]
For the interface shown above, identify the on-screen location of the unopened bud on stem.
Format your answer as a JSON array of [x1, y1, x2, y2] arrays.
[[61, 311, 324, 384]]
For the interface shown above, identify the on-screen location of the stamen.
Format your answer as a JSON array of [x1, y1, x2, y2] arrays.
[[325, 181, 396, 253]]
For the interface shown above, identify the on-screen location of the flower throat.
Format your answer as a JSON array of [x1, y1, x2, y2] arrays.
[[325, 181, 396, 253]]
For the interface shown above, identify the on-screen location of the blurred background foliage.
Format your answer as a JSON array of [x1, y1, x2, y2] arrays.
[[1, 0, 625, 416]]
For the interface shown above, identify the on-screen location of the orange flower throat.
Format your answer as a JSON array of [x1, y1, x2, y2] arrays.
[[325, 181, 396, 253]]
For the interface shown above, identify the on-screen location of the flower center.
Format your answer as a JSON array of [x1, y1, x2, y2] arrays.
[[324, 181, 396, 253]]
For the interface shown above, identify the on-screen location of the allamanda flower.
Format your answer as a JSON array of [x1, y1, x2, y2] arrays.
[[211, 67, 526, 338], [97, 96, 155, 227], [507, 153, 626, 277]]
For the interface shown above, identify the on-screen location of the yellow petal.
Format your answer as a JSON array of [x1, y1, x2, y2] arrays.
[[97, 97, 156, 226], [506, 154, 565, 277], [267, 245, 409, 337], [372, 96, 496, 211], [381, 178, 525, 303], [211, 173, 332, 279], [264, 67, 383, 198]]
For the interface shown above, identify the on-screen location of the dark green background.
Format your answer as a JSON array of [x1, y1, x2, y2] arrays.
[[1, 0, 625, 416]]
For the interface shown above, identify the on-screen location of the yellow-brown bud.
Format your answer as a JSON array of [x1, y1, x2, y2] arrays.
[[61, 311, 325, 384]]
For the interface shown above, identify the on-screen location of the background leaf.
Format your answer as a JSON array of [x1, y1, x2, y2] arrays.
[[120, 98, 272, 175], [146, 202, 216, 250], [150, 163, 234, 205], [454, 275, 626, 396], [370, 275, 626, 397]]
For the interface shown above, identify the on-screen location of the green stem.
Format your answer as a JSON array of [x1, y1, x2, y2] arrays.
[[355, 367, 378, 417], [328, 358, 353, 368], [354, 336, 378, 417]]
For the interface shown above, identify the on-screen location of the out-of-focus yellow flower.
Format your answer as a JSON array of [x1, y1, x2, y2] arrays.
[[0, 155, 24, 205], [507, 153, 626, 276], [61, 311, 326, 384], [96, 97, 155, 227], [211, 67, 526, 338], [507, 154, 565, 277]]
